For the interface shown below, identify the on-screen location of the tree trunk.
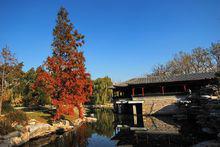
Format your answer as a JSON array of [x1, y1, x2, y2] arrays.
[[0, 97, 2, 115], [78, 103, 84, 118], [0, 65, 5, 115]]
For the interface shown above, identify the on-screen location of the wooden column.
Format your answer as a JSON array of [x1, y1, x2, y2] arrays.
[[142, 87, 144, 96], [183, 85, 187, 92], [132, 88, 135, 96], [161, 86, 165, 95]]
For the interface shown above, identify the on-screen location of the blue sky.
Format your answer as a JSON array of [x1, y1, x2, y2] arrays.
[[0, 0, 220, 82]]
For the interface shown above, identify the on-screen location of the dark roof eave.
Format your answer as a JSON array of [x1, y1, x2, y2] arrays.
[[127, 78, 215, 86], [114, 72, 216, 87]]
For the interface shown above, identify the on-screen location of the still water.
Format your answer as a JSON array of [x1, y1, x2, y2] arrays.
[[23, 109, 211, 147]]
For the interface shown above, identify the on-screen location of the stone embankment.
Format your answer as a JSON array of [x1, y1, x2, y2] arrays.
[[88, 103, 113, 109], [0, 117, 97, 147], [133, 96, 185, 115], [174, 85, 220, 146]]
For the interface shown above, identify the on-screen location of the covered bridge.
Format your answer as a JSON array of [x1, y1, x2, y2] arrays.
[[112, 72, 216, 115]]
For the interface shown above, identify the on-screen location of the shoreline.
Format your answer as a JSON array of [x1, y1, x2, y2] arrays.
[[0, 117, 97, 147], [86, 103, 113, 109]]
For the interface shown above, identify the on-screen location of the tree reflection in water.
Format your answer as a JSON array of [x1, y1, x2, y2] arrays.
[[74, 124, 94, 147], [88, 109, 115, 138], [112, 114, 213, 147], [23, 109, 213, 147]]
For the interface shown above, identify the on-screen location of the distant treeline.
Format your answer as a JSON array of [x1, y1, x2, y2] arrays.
[[0, 47, 49, 114], [151, 42, 220, 77], [91, 77, 113, 105]]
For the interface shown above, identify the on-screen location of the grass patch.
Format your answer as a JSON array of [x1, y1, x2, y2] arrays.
[[26, 111, 52, 124], [26, 109, 79, 124]]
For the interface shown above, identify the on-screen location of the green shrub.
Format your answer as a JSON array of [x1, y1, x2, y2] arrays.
[[5, 110, 28, 125], [2, 101, 14, 114], [0, 119, 16, 135]]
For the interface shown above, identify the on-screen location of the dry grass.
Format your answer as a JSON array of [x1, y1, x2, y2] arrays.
[[64, 114, 79, 123], [26, 111, 52, 124], [26, 108, 79, 124]]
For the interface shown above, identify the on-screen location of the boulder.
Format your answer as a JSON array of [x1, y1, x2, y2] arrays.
[[10, 132, 29, 146], [52, 120, 70, 127], [29, 124, 52, 139], [0, 119, 76, 146], [28, 119, 38, 125], [2, 131, 21, 140], [73, 118, 83, 126], [85, 117, 97, 123], [52, 120, 73, 131]]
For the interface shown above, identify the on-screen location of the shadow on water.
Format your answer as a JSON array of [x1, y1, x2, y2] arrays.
[[23, 109, 212, 147]]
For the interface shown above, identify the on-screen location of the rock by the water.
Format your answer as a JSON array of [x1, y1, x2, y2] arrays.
[[85, 117, 97, 123], [29, 124, 53, 139], [10, 132, 29, 146], [0, 118, 83, 146], [202, 127, 216, 135], [73, 118, 83, 126], [193, 140, 220, 147], [28, 119, 38, 125], [2, 131, 21, 140], [52, 120, 73, 132]]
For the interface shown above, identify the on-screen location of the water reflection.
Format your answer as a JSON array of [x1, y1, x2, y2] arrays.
[[113, 115, 180, 135], [88, 109, 115, 138], [112, 115, 183, 146], [23, 109, 210, 147]]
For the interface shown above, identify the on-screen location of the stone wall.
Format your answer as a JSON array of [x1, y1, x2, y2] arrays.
[[133, 95, 186, 115]]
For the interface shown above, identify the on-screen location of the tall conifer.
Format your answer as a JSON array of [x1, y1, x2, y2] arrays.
[[35, 7, 92, 119]]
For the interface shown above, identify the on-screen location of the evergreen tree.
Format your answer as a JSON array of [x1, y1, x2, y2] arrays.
[[34, 7, 92, 119]]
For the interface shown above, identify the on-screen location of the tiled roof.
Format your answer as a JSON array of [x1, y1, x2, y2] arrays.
[[114, 72, 216, 87]]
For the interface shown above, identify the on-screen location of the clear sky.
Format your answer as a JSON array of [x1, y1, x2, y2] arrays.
[[0, 0, 220, 82]]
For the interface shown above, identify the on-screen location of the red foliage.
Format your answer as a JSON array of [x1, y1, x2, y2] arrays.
[[34, 7, 92, 119]]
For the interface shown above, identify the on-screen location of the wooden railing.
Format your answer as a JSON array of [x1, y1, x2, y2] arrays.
[[133, 92, 188, 97], [113, 92, 188, 100]]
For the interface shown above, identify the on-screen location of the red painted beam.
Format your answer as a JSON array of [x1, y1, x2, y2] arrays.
[[183, 85, 187, 92], [142, 87, 144, 96], [161, 86, 165, 95], [132, 88, 135, 96]]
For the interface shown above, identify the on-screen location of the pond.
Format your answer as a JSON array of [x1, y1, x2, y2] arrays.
[[22, 109, 213, 147]]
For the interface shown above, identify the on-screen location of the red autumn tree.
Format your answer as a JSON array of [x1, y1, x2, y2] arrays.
[[34, 7, 92, 119]]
